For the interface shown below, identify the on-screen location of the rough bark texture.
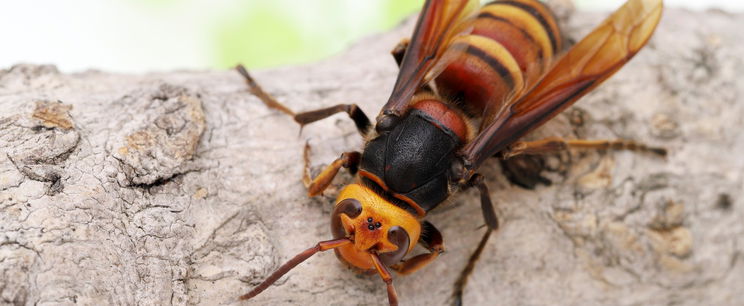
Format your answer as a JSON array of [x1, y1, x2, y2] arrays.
[[1, 5, 743, 306]]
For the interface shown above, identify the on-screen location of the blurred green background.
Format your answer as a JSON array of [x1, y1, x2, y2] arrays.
[[0, 0, 739, 73], [1, 0, 421, 73], [215, 0, 421, 68]]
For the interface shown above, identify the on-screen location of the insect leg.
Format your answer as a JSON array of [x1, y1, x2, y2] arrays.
[[452, 173, 499, 305], [294, 104, 371, 136], [450, 174, 498, 305], [451, 229, 492, 306], [467, 174, 499, 230], [502, 137, 667, 159], [236, 64, 295, 117], [499, 155, 552, 189], [390, 38, 410, 67], [236, 64, 372, 136], [391, 221, 445, 275], [303, 146, 361, 197]]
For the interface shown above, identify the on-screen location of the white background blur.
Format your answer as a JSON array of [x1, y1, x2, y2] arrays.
[[0, 0, 740, 73]]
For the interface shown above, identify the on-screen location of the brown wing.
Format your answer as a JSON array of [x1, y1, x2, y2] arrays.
[[461, 0, 664, 171], [379, 0, 478, 119]]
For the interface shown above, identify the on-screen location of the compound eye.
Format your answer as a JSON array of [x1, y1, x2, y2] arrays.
[[378, 226, 410, 266], [330, 199, 363, 239], [336, 199, 362, 218]]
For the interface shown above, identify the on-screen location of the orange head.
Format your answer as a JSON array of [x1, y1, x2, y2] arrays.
[[330, 184, 422, 270], [238, 183, 421, 303]]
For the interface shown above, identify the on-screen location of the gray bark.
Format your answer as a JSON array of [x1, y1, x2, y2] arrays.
[[1, 5, 743, 306]]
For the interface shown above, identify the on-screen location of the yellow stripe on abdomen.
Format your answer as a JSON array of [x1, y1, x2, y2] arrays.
[[435, 0, 563, 118], [435, 35, 524, 116], [488, 0, 562, 54]]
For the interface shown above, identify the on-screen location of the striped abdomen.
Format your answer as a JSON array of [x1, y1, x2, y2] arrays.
[[435, 0, 563, 117]]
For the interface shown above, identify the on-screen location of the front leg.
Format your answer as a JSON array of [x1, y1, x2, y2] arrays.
[[303, 142, 361, 197], [235, 65, 372, 136], [391, 221, 445, 275]]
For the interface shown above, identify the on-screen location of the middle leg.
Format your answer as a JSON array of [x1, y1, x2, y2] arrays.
[[451, 173, 499, 305], [236, 35, 416, 135], [451, 229, 492, 306], [236, 64, 372, 136]]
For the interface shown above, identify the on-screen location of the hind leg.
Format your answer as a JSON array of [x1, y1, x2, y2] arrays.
[[502, 137, 667, 159], [499, 154, 553, 189], [499, 137, 666, 189]]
